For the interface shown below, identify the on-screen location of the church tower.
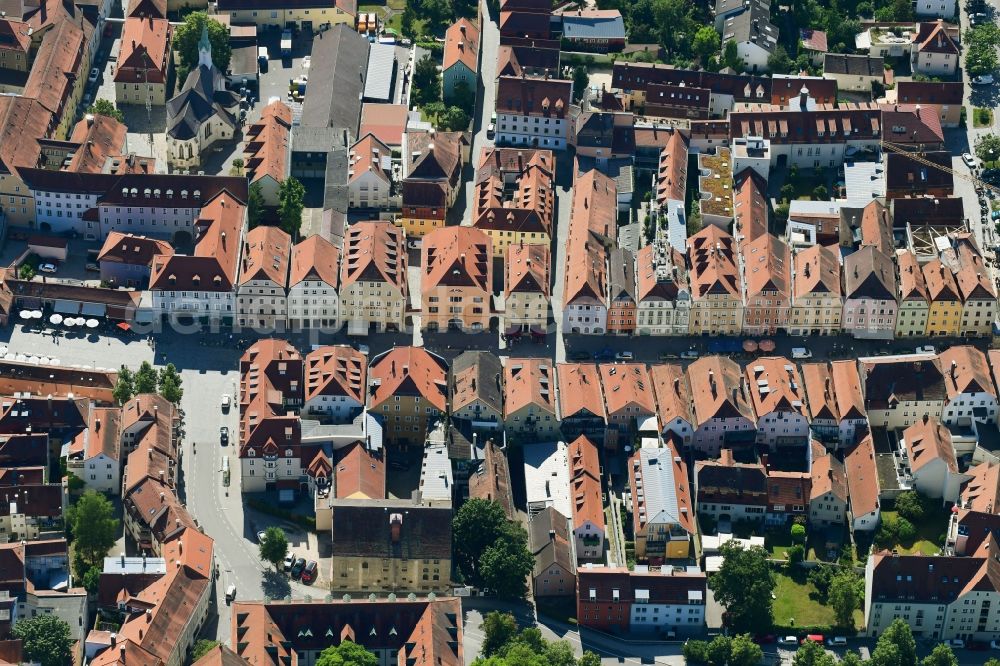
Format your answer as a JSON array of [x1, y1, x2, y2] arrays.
[[198, 23, 213, 69]]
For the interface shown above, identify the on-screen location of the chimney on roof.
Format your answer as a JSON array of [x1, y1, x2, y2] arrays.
[[799, 87, 809, 111], [390, 512, 402, 542], [548, 529, 556, 540], [159, 492, 165, 503], [709, 370, 717, 398], [95, 418, 101, 432]]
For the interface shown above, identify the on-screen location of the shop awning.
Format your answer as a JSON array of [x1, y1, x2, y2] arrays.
[[53, 300, 80, 315], [80, 302, 106, 317], [117, 322, 131, 331]]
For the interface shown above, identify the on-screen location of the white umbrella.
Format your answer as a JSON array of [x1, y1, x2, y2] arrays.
[[28, 356, 40, 365], [49, 314, 63, 325], [30, 310, 42, 319], [86, 319, 99, 329], [50, 358, 61, 366], [19, 310, 31, 319], [3, 353, 14, 361], [15, 354, 27, 362], [65, 318, 78, 326], [0, 346, 7, 355]]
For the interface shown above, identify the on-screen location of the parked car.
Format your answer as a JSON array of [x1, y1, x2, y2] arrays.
[[301, 560, 318, 583], [569, 350, 590, 361], [85, 262, 100, 272], [88, 67, 100, 83], [963, 153, 978, 168], [225, 584, 236, 603], [615, 351, 634, 361], [38, 263, 57, 273], [356, 344, 369, 356], [680, 350, 700, 360], [778, 636, 799, 646], [593, 348, 614, 361], [826, 637, 848, 647], [972, 74, 995, 85], [220, 426, 229, 445], [302, 55, 311, 69], [487, 121, 495, 138], [916, 345, 936, 354], [801, 635, 824, 645], [289, 557, 306, 579], [946, 639, 965, 649], [791, 347, 812, 359], [990, 639, 1000, 649], [221, 394, 231, 411], [753, 634, 776, 645]]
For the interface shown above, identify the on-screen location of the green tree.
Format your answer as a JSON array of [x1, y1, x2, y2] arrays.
[[158, 363, 183, 403], [400, 6, 416, 38], [479, 524, 534, 599], [787, 544, 805, 564], [793, 640, 835, 666], [767, 45, 793, 74], [577, 652, 602, 666], [173, 12, 231, 73], [706, 635, 732, 666], [481, 611, 518, 657], [692, 26, 720, 62], [572, 66, 589, 103], [12, 614, 73, 666], [976, 133, 1000, 166], [812, 184, 828, 200], [78, 562, 102, 594], [420, 0, 454, 31], [67, 490, 118, 567], [791, 523, 806, 544], [231, 157, 245, 176], [840, 652, 865, 666], [192, 640, 221, 661], [449, 80, 475, 109], [728, 634, 763, 666], [412, 55, 442, 107], [248, 181, 266, 229], [708, 541, 775, 633], [894, 490, 926, 522], [258, 526, 288, 570], [316, 640, 379, 666], [921, 644, 958, 666], [828, 570, 860, 627], [722, 40, 741, 70], [278, 176, 306, 239], [985, 659, 1000, 666], [441, 106, 470, 131], [113, 365, 135, 405], [869, 619, 916, 666], [87, 98, 124, 123], [682, 640, 710, 664], [18, 263, 35, 280], [896, 517, 916, 543], [453, 498, 508, 578], [134, 361, 158, 395]]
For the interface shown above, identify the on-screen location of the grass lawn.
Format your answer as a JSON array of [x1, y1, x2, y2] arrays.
[[773, 569, 836, 628], [765, 529, 794, 560], [772, 569, 864, 630], [388, 0, 407, 9], [880, 509, 945, 555], [974, 107, 994, 128]]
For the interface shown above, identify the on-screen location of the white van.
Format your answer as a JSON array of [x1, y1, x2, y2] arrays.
[[225, 584, 236, 603], [257, 47, 268, 62], [791, 347, 812, 359]]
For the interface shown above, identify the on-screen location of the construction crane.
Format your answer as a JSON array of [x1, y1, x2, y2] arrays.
[[881, 139, 1000, 197]]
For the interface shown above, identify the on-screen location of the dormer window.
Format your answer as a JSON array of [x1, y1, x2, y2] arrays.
[[284, 448, 293, 457], [249, 449, 256, 457]]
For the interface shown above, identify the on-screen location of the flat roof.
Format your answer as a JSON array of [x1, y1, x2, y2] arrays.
[[523, 441, 571, 519]]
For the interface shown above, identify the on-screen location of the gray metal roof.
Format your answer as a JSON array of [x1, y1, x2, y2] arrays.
[[364, 43, 397, 102], [636, 446, 685, 529], [301, 24, 370, 133], [562, 14, 625, 40]]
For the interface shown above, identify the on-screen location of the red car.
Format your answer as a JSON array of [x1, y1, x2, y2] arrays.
[[802, 635, 825, 645], [301, 560, 317, 584], [753, 634, 776, 645]]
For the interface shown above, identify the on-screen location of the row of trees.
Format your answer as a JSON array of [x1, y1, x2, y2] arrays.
[[113, 361, 184, 404], [965, 23, 1000, 78]]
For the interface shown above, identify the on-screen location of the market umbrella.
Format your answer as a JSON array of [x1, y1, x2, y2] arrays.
[[49, 313, 63, 325], [50, 358, 61, 366], [19, 310, 31, 319], [86, 319, 99, 329], [759, 339, 776, 352], [32, 310, 42, 318], [742, 339, 758, 352], [64, 317, 78, 326]]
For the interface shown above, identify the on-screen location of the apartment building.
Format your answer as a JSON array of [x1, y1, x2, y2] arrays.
[[504, 358, 559, 441], [340, 221, 408, 334], [556, 363, 607, 443], [529, 505, 576, 597], [563, 169, 617, 335], [845, 432, 881, 532], [302, 345, 367, 423], [347, 133, 393, 210], [115, 17, 172, 106], [745, 357, 810, 447], [420, 226, 492, 333], [938, 345, 997, 428], [600, 362, 657, 451], [567, 435, 605, 562], [449, 350, 504, 432], [215, 0, 356, 28], [505, 243, 550, 332], [399, 130, 465, 237], [694, 450, 767, 523], [650, 364, 695, 447], [740, 233, 791, 335], [367, 346, 448, 447], [244, 100, 292, 206], [788, 243, 842, 335], [443, 19, 480, 100], [843, 246, 898, 340], [923, 259, 962, 337], [686, 225, 743, 336], [688, 356, 757, 454], [895, 250, 931, 337], [495, 76, 572, 150], [577, 566, 706, 635], [862, 355, 945, 429], [801, 360, 868, 447], [635, 242, 690, 336], [810, 444, 848, 527], [236, 225, 291, 332], [954, 241, 998, 337], [287, 234, 340, 331], [630, 445, 694, 561]]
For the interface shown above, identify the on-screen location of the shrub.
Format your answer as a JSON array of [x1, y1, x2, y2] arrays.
[[896, 517, 916, 543], [683, 640, 710, 664], [787, 544, 805, 565], [791, 523, 806, 544]]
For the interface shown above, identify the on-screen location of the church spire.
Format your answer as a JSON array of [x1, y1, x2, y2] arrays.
[[197, 23, 213, 68]]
